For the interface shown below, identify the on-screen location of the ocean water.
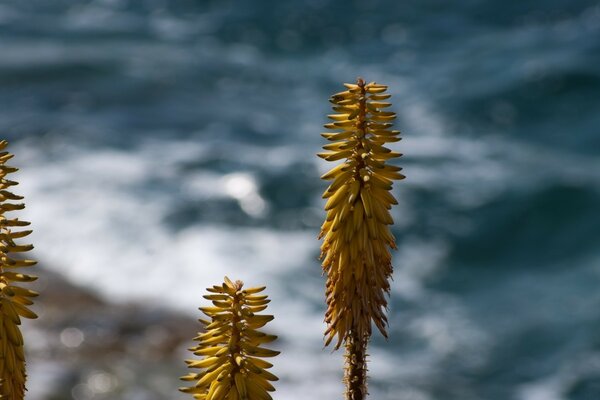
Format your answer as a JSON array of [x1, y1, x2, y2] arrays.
[[2, 0, 600, 399]]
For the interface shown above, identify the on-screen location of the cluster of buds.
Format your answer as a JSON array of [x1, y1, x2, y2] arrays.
[[318, 78, 404, 348], [319, 79, 403, 399], [181, 277, 279, 400]]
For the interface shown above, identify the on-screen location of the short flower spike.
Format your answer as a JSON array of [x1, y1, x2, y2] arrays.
[[0, 140, 38, 400], [181, 277, 279, 400]]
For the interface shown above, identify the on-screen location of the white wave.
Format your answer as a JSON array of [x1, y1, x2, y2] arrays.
[[517, 352, 600, 400], [13, 145, 309, 304]]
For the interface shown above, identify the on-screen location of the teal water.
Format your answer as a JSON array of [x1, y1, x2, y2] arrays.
[[1, 1, 600, 399]]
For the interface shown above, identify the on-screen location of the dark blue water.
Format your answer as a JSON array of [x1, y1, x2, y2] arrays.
[[1, 1, 599, 399]]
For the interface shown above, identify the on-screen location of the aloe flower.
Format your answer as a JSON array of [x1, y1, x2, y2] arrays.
[[0, 140, 38, 400], [181, 277, 279, 400], [318, 79, 404, 399]]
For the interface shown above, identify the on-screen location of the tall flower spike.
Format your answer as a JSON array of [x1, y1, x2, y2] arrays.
[[0, 140, 38, 400], [318, 79, 404, 399], [319, 79, 403, 347], [181, 277, 279, 400]]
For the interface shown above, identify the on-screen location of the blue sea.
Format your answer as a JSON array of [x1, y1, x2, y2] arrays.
[[1, 0, 600, 399]]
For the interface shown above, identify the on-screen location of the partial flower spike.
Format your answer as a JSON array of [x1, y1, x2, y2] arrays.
[[319, 79, 403, 349], [0, 140, 38, 400], [181, 277, 279, 400]]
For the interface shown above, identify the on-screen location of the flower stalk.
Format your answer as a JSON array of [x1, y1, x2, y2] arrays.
[[0, 140, 38, 400], [181, 277, 279, 400], [318, 79, 404, 399], [344, 331, 368, 400]]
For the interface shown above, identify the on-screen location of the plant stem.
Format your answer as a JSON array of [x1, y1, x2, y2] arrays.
[[344, 329, 368, 400]]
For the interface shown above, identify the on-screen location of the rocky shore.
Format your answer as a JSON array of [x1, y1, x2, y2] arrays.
[[24, 266, 199, 400]]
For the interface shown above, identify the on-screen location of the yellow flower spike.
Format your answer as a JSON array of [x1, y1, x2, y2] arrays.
[[0, 140, 37, 400], [318, 79, 404, 399], [181, 278, 279, 400]]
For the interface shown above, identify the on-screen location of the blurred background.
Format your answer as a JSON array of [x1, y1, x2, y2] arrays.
[[1, 0, 600, 399]]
